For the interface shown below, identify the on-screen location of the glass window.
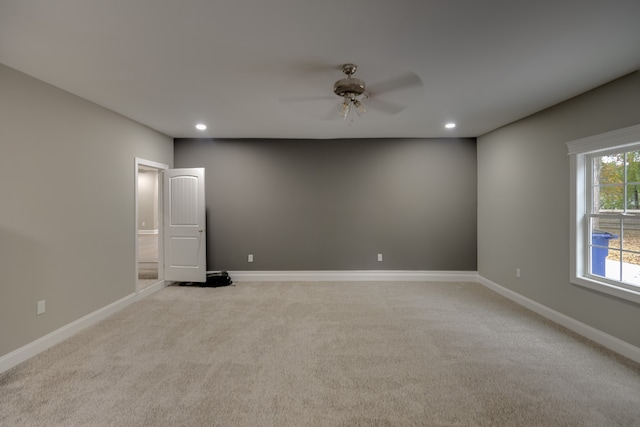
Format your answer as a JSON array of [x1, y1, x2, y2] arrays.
[[567, 124, 640, 304]]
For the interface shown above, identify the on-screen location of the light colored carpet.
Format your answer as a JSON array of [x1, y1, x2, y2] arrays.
[[1, 281, 639, 426]]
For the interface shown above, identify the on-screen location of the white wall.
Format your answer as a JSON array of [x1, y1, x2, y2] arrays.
[[138, 169, 159, 232], [0, 64, 173, 357], [478, 71, 640, 348]]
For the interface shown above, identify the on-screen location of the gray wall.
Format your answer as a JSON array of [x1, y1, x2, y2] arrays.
[[138, 169, 159, 231], [174, 138, 477, 271], [477, 71, 640, 348], [0, 64, 173, 357]]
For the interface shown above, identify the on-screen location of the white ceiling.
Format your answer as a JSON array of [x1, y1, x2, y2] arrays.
[[1, 0, 639, 139]]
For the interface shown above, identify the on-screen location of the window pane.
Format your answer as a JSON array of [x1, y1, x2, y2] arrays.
[[621, 217, 640, 253], [590, 219, 619, 278], [621, 252, 640, 285], [625, 150, 640, 184], [596, 185, 624, 211], [604, 261, 622, 281], [571, 126, 640, 303], [595, 154, 624, 185], [594, 217, 620, 250], [626, 184, 640, 210]]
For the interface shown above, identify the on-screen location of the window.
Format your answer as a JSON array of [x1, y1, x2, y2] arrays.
[[567, 124, 640, 304]]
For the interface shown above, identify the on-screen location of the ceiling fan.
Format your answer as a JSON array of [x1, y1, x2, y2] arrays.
[[334, 64, 367, 122], [279, 63, 424, 123]]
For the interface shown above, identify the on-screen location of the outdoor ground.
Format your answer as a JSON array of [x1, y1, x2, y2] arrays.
[[599, 228, 640, 264]]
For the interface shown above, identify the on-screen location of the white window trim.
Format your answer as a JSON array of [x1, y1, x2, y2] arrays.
[[567, 123, 640, 304]]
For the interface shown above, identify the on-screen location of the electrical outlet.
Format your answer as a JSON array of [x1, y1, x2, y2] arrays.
[[37, 300, 45, 315], [516, 268, 521, 278], [248, 254, 254, 263], [377, 253, 383, 262]]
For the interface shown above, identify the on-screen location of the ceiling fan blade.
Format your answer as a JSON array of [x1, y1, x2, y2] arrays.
[[365, 98, 406, 115], [367, 72, 423, 96], [278, 95, 336, 104]]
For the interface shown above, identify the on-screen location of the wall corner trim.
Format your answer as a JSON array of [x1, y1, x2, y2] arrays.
[[477, 275, 640, 364], [226, 270, 479, 282]]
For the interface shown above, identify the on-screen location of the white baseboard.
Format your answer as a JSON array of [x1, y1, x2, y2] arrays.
[[227, 270, 479, 282], [0, 280, 168, 375], [477, 275, 640, 364], [138, 229, 158, 235], [136, 280, 167, 300], [3, 272, 637, 375], [0, 293, 134, 374]]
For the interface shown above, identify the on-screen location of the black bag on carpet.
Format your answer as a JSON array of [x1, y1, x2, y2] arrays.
[[180, 271, 233, 287], [202, 271, 233, 287]]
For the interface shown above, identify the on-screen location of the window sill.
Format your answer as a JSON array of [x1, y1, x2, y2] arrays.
[[572, 275, 640, 305]]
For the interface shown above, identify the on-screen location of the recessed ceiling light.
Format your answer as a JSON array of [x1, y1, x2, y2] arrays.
[[195, 123, 207, 130], [445, 122, 456, 129]]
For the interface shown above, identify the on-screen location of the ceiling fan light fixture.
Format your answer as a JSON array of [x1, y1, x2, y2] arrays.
[[353, 99, 365, 113], [339, 97, 350, 119], [334, 64, 368, 123]]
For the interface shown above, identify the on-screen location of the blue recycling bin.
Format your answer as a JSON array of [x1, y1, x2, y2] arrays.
[[591, 230, 618, 276]]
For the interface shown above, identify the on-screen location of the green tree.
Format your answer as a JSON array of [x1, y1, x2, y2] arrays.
[[596, 151, 640, 211], [627, 150, 640, 210], [598, 154, 623, 210]]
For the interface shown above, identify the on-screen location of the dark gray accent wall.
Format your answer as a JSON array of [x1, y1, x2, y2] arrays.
[[174, 138, 477, 271]]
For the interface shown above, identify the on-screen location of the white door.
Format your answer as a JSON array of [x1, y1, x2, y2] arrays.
[[163, 168, 206, 282]]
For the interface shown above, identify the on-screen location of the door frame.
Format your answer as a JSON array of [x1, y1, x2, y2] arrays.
[[135, 157, 169, 293]]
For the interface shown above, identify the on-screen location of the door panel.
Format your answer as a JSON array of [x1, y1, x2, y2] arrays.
[[163, 168, 206, 282]]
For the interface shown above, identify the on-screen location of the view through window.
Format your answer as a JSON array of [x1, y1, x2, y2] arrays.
[[589, 149, 640, 286], [567, 123, 640, 304]]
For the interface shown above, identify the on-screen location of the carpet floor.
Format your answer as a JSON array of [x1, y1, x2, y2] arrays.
[[1, 281, 639, 426]]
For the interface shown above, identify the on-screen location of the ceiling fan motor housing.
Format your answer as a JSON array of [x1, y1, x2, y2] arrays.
[[334, 78, 366, 98], [334, 63, 366, 98]]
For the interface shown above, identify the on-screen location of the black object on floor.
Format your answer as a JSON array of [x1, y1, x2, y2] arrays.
[[179, 271, 233, 288], [204, 271, 233, 287]]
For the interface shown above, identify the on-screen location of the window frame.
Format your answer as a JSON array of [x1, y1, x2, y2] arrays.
[[568, 123, 640, 304]]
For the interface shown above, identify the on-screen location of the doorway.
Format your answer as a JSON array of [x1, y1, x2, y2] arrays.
[[135, 158, 168, 292]]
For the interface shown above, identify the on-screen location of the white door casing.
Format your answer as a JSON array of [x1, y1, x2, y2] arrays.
[[163, 168, 206, 282], [135, 157, 168, 290]]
